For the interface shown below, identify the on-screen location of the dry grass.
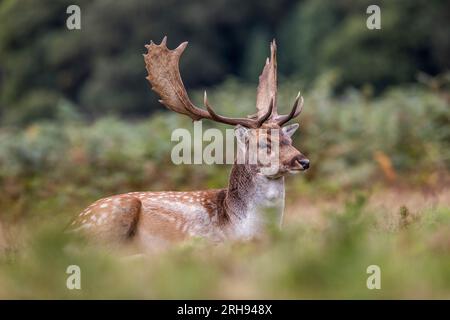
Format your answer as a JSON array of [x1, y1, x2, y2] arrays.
[[286, 185, 450, 230]]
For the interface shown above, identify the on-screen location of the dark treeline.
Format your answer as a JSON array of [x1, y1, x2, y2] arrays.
[[0, 0, 448, 125]]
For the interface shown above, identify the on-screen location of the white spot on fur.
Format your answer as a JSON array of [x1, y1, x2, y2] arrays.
[[80, 209, 90, 216]]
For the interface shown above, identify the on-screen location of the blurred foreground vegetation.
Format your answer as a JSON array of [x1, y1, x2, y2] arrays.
[[0, 78, 449, 298], [1, 194, 449, 299]]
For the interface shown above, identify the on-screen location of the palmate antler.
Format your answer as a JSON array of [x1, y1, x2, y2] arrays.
[[255, 40, 304, 126], [144, 37, 272, 128], [144, 37, 302, 128]]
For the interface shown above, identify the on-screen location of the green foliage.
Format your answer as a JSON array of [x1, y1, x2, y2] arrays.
[[241, 27, 272, 82], [0, 80, 448, 197], [303, 75, 450, 186], [278, 0, 341, 82], [1, 0, 449, 124], [279, 0, 450, 92]]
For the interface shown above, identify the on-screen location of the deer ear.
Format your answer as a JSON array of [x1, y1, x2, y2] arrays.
[[234, 125, 249, 145], [282, 123, 299, 137]]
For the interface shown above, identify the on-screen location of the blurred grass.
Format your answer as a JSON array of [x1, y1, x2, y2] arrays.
[[0, 193, 449, 299], [0, 76, 449, 298]]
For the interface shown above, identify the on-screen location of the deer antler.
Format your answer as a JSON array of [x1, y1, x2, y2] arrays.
[[255, 40, 278, 119], [255, 39, 304, 126], [274, 92, 304, 126], [144, 37, 270, 128]]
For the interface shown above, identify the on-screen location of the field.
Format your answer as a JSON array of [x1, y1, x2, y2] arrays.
[[0, 79, 449, 299]]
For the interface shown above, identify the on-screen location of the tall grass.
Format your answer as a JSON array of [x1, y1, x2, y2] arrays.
[[0, 194, 449, 299]]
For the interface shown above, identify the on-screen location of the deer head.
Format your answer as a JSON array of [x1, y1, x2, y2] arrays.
[[144, 37, 309, 178]]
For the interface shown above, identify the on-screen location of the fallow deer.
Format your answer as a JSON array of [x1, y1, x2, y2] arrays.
[[69, 37, 309, 250]]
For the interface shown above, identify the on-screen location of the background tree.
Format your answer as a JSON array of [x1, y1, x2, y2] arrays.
[[0, 0, 448, 125]]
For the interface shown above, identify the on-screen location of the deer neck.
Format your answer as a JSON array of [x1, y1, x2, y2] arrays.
[[223, 164, 285, 238]]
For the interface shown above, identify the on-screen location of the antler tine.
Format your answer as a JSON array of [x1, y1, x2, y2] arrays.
[[203, 92, 259, 128], [257, 97, 274, 127], [276, 92, 304, 126]]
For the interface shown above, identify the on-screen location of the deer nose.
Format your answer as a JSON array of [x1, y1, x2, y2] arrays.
[[299, 159, 310, 170]]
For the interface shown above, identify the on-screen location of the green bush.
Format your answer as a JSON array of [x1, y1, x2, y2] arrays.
[[0, 79, 448, 225], [1, 77, 448, 184]]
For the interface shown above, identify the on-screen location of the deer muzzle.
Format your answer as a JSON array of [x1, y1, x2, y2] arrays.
[[291, 155, 310, 171]]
